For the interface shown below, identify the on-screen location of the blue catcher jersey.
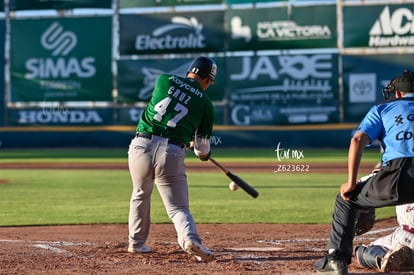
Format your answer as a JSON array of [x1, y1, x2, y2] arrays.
[[357, 95, 414, 164]]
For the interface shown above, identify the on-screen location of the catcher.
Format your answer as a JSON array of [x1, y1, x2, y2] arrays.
[[354, 203, 414, 272], [315, 69, 414, 275]]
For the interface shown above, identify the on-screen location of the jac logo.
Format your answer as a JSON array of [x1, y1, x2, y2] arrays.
[[230, 55, 332, 81], [25, 21, 96, 79]]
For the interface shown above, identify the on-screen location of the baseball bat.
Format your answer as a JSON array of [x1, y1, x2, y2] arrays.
[[208, 157, 259, 198]]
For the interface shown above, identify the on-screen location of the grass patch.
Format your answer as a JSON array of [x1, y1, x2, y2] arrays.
[[0, 169, 394, 226]]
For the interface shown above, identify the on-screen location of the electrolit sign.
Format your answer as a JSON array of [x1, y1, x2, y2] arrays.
[[119, 12, 224, 54], [11, 17, 112, 102], [135, 16, 206, 51]]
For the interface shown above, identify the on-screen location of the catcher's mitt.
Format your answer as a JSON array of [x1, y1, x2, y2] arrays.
[[355, 208, 376, 236]]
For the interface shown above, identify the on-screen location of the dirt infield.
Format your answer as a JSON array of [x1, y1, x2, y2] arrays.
[[0, 219, 411, 275], [1, 162, 412, 274]]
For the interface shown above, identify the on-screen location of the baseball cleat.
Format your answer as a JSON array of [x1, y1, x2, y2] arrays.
[[184, 240, 214, 262], [128, 243, 152, 253], [315, 250, 348, 275]]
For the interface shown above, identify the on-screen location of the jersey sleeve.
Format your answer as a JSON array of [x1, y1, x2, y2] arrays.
[[357, 105, 383, 143], [195, 96, 215, 139]]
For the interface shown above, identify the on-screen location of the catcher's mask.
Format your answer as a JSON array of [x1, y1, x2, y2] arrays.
[[382, 69, 414, 100]]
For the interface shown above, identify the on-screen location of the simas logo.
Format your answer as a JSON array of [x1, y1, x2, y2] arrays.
[[25, 21, 96, 79], [135, 16, 206, 51], [369, 6, 414, 47]]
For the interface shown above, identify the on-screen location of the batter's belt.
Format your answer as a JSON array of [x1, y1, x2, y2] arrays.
[[136, 132, 185, 149]]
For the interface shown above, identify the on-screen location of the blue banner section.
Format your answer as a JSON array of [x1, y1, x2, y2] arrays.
[[7, 107, 114, 126], [9, 0, 111, 11], [0, 19, 4, 126], [342, 54, 414, 122]]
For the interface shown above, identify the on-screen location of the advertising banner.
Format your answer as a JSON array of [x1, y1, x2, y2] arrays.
[[119, 11, 225, 55], [0, 19, 5, 126], [342, 54, 414, 122], [10, 17, 112, 102], [6, 107, 114, 126], [226, 0, 285, 3], [120, 0, 221, 8], [10, 0, 111, 10], [226, 5, 336, 51], [227, 53, 339, 125], [117, 57, 225, 103], [344, 4, 414, 48]]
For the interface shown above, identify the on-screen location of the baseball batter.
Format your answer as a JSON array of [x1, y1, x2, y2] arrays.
[[127, 56, 217, 261], [354, 203, 414, 272]]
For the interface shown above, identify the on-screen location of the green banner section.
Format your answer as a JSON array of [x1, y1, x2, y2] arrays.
[[342, 54, 414, 122], [344, 4, 414, 48], [10, 17, 112, 102], [120, 0, 221, 7], [226, 5, 336, 51], [117, 57, 226, 103], [119, 11, 225, 55], [10, 0, 111, 10], [227, 53, 339, 125]]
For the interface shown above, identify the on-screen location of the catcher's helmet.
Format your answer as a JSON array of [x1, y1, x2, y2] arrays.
[[382, 69, 414, 100], [187, 56, 217, 84]]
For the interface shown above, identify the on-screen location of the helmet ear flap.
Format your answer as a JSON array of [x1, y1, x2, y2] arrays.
[[382, 78, 397, 100]]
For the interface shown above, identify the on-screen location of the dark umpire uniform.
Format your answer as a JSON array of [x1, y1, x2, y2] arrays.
[[315, 70, 414, 275]]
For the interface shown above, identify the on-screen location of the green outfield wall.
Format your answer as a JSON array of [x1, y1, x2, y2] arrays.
[[0, 0, 412, 148], [0, 124, 356, 148]]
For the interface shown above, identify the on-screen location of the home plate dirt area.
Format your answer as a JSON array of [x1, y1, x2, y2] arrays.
[[0, 162, 413, 274], [0, 219, 411, 274]]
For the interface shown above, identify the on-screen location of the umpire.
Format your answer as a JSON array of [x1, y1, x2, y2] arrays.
[[127, 56, 217, 261], [315, 69, 414, 275]]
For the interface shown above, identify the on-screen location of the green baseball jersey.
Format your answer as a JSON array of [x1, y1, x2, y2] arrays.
[[137, 74, 215, 145]]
